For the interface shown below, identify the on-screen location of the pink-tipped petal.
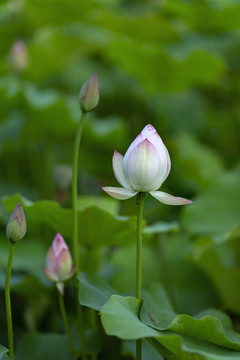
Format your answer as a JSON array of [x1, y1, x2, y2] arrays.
[[42, 266, 58, 282], [46, 246, 57, 272], [112, 151, 129, 188], [52, 233, 68, 257], [147, 128, 171, 188], [123, 131, 144, 162], [150, 191, 193, 206], [102, 187, 137, 200], [56, 282, 64, 295], [56, 248, 73, 281], [123, 139, 161, 192]]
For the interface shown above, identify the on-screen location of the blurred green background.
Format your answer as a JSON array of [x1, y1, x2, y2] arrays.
[[1, 0, 240, 358]]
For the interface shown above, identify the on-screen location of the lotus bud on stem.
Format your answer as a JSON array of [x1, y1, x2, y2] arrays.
[[5, 203, 27, 360], [9, 39, 29, 73], [42, 233, 77, 358], [71, 72, 100, 360], [102, 124, 193, 360], [79, 72, 99, 113]]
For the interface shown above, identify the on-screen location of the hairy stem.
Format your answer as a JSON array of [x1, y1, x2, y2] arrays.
[[72, 111, 87, 360], [5, 242, 15, 360], [58, 291, 77, 359], [136, 192, 146, 360]]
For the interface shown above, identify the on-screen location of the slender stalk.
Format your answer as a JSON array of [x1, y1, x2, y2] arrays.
[[72, 111, 87, 360], [72, 111, 86, 271], [136, 192, 146, 360], [5, 242, 15, 360], [58, 291, 76, 359], [136, 192, 146, 300], [87, 246, 98, 360]]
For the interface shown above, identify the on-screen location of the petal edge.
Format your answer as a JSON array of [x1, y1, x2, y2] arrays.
[[112, 151, 129, 189], [102, 187, 137, 200], [150, 191, 193, 206]]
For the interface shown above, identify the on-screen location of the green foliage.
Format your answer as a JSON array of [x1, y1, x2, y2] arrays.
[[15, 333, 72, 360], [182, 166, 240, 238], [100, 285, 240, 359], [0, 346, 9, 360], [1, 0, 240, 358]]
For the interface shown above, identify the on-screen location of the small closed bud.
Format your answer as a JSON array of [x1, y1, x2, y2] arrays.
[[9, 39, 29, 73], [42, 233, 76, 294], [53, 164, 72, 191], [6, 203, 27, 242], [79, 72, 99, 112]]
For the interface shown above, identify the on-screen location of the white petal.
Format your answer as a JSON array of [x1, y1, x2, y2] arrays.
[[112, 151, 129, 189], [102, 187, 137, 200], [123, 125, 158, 164], [150, 191, 193, 206], [124, 132, 144, 164], [147, 131, 171, 188], [123, 139, 161, 192]]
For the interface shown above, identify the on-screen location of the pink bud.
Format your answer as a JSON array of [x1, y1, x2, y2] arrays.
[[42, 233, 76, 294], [9, 39, 29, 72]]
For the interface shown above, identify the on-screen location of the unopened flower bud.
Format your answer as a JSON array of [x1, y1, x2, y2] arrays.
[[9, 39, 29, 73], [42, 233, 76, 294], [79, 72, 99, 112], [6, 203, 27, 242]]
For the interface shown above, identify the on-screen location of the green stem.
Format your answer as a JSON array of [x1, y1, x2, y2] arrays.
[[72, 111, 87, 360], [136, 192, 146, 300], [75, 285, 87, 360], [5, 242, 15, 360], [87, 247, 98, 360], [72, 111, 86, 271], [136, 192, 146, 360], [58, 291, 76, 359]]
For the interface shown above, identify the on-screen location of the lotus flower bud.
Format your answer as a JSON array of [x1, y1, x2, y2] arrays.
[[6, 203, 27, 243], [53, 164, 72, 191], [79, 72, 99, 112], [42, 233, 76, 294], [9, 39, 29, 73], [103, 124, 192, 206]]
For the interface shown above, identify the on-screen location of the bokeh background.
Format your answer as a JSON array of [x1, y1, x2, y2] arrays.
[[1, 0, 240, 358]]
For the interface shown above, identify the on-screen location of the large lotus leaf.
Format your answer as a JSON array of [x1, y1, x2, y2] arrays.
[[0, 346, 8, 360], [173, 133, 224, 191], [143, 221, 179, 235], [189, 226, 240, 314], [163, 1, 240, 32], [109, 244, 161, 294], [141, 283, 240, 351], [182, 166, 240, 238], [2, 194, 138, 248], [109, 234, 218, 314], [78, 272, 118, 311], [101, 294, 240, 360], [105, 39, 225, 92], [155, 333, 240, 360], [100, 295, 159, 340], [123, 339, 164, 360], [15, 333, 72, 360]]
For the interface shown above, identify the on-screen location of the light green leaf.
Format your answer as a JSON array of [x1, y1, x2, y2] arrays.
[[182, 166, 240, 238], [143, 221, 179, 235], [155, 332, 240, 360], [3, 194, 138, 248], [100, 295, 159, 340], [189, 226, 240, 314], [0, 346, 8, 360], [78, 272, 117, 311], [141, 283, 240, 350]]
